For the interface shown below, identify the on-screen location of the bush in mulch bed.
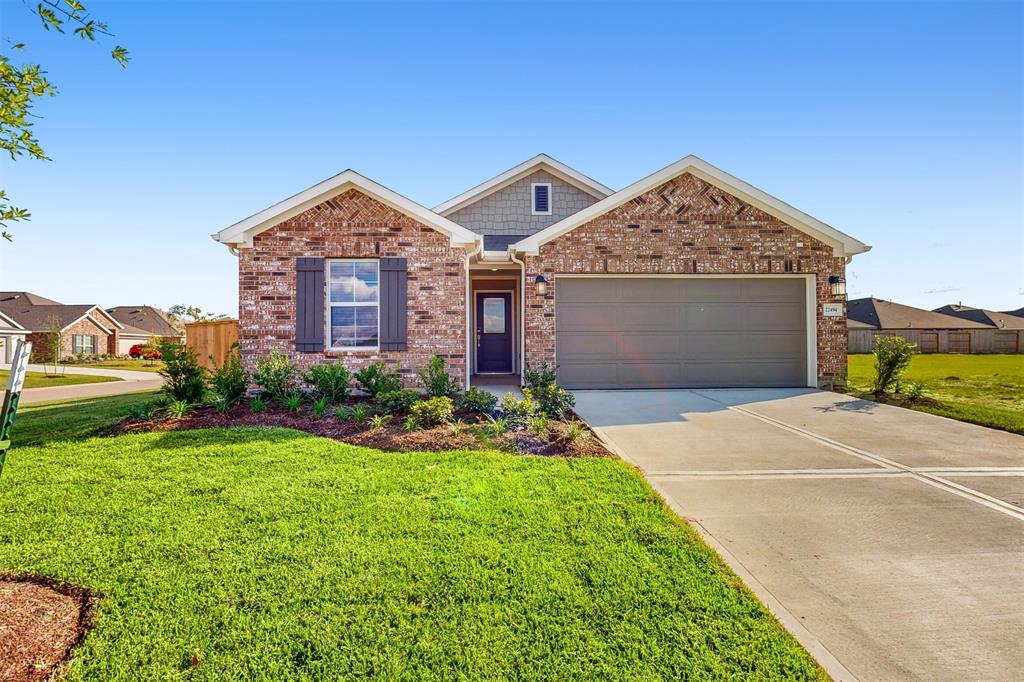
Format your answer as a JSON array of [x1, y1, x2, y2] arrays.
[[0, 575, 96, 682], [115, 399, 612, 458]]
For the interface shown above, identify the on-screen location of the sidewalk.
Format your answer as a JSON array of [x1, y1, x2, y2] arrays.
[[2, 364, 164, 404]]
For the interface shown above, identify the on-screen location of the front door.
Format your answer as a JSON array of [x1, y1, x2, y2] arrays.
[[476, 292, 512, 373]]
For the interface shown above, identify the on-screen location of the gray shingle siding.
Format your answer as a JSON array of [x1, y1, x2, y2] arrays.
[[447, 170, 600, 236]]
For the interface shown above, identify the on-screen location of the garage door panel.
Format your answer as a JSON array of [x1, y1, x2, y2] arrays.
[[556, 277, 808, 389], [619, 304, 684, 331], [618, 333, 682, 359]]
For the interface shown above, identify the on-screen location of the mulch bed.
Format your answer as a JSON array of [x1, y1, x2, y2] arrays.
[[0, 576, 96, 682], [115, 402, 613, 458]]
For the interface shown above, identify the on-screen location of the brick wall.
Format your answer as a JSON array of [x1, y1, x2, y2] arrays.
[[28, 316, 111, 362], [522, 172, 848, 388], [239, 189, 468, 387]]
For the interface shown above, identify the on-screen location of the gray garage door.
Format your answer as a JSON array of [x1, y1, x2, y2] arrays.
[[555, 277, 808, 389]]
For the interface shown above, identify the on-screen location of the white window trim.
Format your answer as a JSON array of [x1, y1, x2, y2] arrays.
[[326, 258, 381, 352], [531, 182, 552, 215]]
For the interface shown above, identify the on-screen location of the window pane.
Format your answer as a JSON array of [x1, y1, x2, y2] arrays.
[[329, 262, 355, 303], [483, 297, 505, 333], [330, 306, 355, 347], [355, 307, 378, 347]]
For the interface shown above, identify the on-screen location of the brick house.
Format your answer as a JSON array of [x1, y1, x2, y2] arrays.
[[0, 292, 125, 362], [213, 154, 870, 390]]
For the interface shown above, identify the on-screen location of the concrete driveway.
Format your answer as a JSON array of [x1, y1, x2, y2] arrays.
[[575, 389, 1024, 682], [1, 363, 163, 404]]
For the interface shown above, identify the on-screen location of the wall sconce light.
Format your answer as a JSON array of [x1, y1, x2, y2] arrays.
[[828, 275, 846, 297], [534, 275, 548, 296]]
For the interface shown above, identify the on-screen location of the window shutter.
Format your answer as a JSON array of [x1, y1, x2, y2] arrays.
[[378, 257, 408, 351], [295, 257, 325, 352]]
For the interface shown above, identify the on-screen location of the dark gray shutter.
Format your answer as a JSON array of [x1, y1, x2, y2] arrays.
[[295, 257, 325, 352], [378, 257, 408, 351]]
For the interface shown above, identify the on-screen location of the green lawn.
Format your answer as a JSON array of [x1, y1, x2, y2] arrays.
[[848, 353, 1024, 434], [62, 359, 165, 373], [0, 369, 122, 389], [0, 398, 823, 680], [10, 391, 160, 448]]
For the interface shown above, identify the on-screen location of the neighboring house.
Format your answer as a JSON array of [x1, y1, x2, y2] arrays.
[[0, 310, 28, 364], [213, 154, 871, 390], [106, 305, 184, 355], [1004, 307, 1024, 317], [0, 291, 124, 361], [847, 297, 1022, 353], [933, 304, 1024, 330]]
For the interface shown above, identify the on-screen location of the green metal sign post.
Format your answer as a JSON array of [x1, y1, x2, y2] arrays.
[[0, 339, 32, 479]]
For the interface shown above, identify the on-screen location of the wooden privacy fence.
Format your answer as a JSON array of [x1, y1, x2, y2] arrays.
[[849, 328, 1023, 354], [185, 319, 239, 369]]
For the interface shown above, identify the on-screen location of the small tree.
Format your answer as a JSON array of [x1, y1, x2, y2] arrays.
[[872, 336, 916, 394], [43, 315, 64, 376], [159, 339, 206, 404]]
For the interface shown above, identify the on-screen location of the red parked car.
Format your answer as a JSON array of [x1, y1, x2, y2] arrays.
[[129, 344, 161, 360]]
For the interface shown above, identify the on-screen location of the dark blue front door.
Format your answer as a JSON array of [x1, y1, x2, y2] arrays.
[[476, 292, 512, 373]]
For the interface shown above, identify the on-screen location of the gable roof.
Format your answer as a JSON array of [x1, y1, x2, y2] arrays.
[[0, 291, 60, 306], [213, 170, 480, 249], [107, 306, 181, 337], [847, 298, 990, 330], [0, 292, 123, 333], [934, 304, 1024, 330], [513, 155, 871, 258], [0, 310, 26, 331], [433, 154, 613, 216]]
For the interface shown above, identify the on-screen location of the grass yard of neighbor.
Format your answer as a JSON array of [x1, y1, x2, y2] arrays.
[[0, 395, 824, 680], [0, 370, 122, 390], [847, 353, 1024, 434], [61, 359, 165, 373]]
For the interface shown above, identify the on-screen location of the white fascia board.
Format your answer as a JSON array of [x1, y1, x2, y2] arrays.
[[91, 306, 125, 330], [513, 155, 872, 258], [62, 310, 113, 335], [433, 154, 614, 215], [213, 170, 480, 250], [0, 311, 25, 330]]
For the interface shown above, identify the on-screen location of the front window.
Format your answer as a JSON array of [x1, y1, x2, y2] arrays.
[[73, 334, 97, 355], [328, 259, 379, 349]]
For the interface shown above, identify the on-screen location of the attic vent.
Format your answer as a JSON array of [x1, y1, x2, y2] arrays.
[[532, 183, 552, 215]]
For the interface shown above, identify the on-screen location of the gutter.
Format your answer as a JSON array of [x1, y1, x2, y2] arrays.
[[464, 237, 484, 390], [509, 247, 527, 386]]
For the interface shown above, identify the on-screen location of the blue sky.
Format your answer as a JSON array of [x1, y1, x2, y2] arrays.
[[1, 0, 1021, 315]]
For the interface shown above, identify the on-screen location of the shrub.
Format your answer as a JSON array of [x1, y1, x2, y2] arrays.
[[375, 389, 420, 414], [167, 400, 191, 419], [248, 397, 266, 413], [523, 362, 557, 390], [334, 405, 350, 421], [483, 416, 509, 437], [560, 418, 588, 444], [303, 362, 352, 403], [418, 355, 460, 398], [369, 414, 390, 430], [456, 387, 498, 415], [872, 336, 916, 394], [498, 392, 535, 428], [403, 415, 419, 431], [351, 403, 371, 424], [253, 350, 299, 404], [159, 340, 206, 404], [903, 381, 927, 403], [529, 414, 550, 436], [525, 384, 575, 420], [208, 343, 249, 405], [312, 397, 330, 418], [449, 419, 470, 436], [355, 361, 403, 398], [410, 396, 454, 427], [283, 393, 303, 414]]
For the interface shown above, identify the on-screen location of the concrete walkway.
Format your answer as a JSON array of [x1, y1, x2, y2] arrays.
[[2, 363, 163, 404], [575, 388, 1024, 682]]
